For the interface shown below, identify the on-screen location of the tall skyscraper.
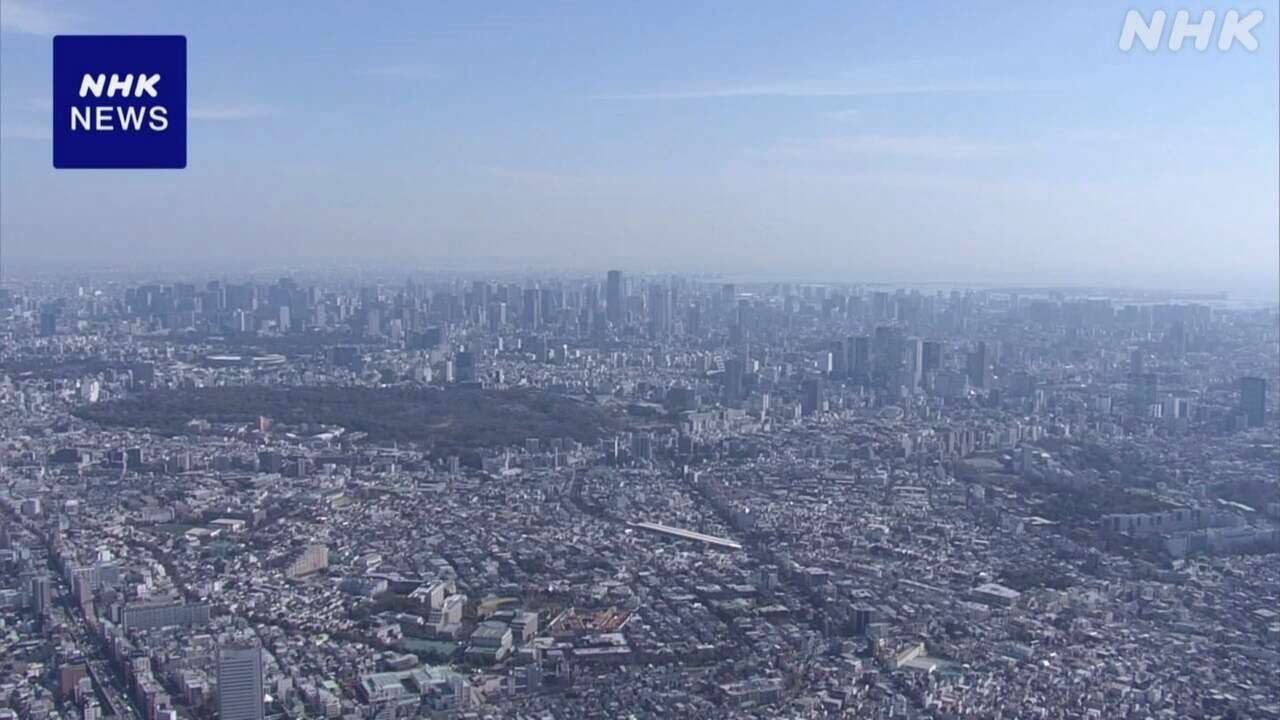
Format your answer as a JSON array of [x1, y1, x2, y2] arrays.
[[830, 339, 849, 377], [522, 288, 541, 330], [851, 336, 872, 387], [1166, 320, 1188, 357], [540, 287, 558, 324], [906, 337, 924, 389], [605, 270, 623, 326], [648, 284, 671, 339], [364, 306, 381, 338], [1134, 372, 1159, 412], [801, 377, 824, 416], [685, 303, 702, 337], [735, 299, 753, 339], [218, 643, 264, 720], [966, 342, 990, 390], [31, 575, 52, 615], [922, 341, 942, 373], [39, 310, 58, 336], [1241, 376, 1266, 428], [455, 351, 477, 383], [851, 336, 871, 373], [471, 280, 490, 311], [723, 356, 744, 406], [873, 326, 903, 373]]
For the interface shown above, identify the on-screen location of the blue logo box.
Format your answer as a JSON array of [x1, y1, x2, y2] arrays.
[[53, 35, 187, 169]]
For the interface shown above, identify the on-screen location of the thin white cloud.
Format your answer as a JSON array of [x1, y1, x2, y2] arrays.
[[0, 0, 80, 35], [754, 125, 1278, 169], [764, 134, 1023, 161], [594, 81, 1011, 101], [364, 63, 441, 79], [467, 165, 636, 196], [189, 105, 280, 121], [825, 109, 863, 122], [279, 162, 333, 175]]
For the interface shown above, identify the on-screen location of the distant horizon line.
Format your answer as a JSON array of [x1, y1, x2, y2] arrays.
[[1, 259, 1276, 305]]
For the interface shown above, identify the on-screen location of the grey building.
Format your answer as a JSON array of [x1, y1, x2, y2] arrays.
[[218, 643, 264, 720]]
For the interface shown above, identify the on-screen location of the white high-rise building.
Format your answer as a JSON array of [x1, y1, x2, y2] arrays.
[[218, 643, 264, 720]]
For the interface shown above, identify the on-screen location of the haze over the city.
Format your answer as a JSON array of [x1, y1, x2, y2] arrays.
[[1, 0, 1278, 296], [2, 4, 1280, 716]]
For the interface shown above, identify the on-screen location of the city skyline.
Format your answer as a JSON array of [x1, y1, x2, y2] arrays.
[[2, 267, 1276, 718]]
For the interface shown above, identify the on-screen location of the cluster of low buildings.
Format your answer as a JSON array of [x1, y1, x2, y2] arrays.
[[2, 272, 1277, 718]]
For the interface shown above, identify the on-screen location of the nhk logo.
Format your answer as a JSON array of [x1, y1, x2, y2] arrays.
[[73, 73, 169, 131], [53, 35, 186, 169], [1119, 9, 1264, 51]]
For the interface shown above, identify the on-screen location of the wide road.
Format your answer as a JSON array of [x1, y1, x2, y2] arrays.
[[7, 501, 144, 720]]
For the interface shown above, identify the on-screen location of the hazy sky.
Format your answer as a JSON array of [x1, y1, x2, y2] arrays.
[[1, 1, 1277, 295]]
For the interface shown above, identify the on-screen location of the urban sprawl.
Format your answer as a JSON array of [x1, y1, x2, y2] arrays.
[[1, 271, 1277, 720]]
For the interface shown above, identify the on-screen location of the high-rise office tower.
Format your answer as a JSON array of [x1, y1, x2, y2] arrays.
[[456, 351, 477, 383], [606, 270, 623, 325], [853, 605, 876, 636], [648, 285, 672, 339], [851, 336, 871, 373], [31, 575, 52, 615], [723, 357, 744, 405], [922, 341, 942, 373], [873, 326, 901, 368], [540, 287, 558, 324], [1241, 376, 1266, 428], [736, 299, 752, 338], [871, 291, 892, 321], [871, 326, 904, 390], [364, 306, 381, 338], [471, 280, 490, 311], [1166, 321, 1188, 357], [830, 339, 849, 377], [906, 338, 924, 388], [1134, 372, 1159, 412], [39, 310, 58, 336], [218, 643, 264, 720], [801, 377, 824, 416], [522, 288, 541, 330], [851, 336, 872, 386], [685, 304, 702, 337], [966, 341, 990, 390]]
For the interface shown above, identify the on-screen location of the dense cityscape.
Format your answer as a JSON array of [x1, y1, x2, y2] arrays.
[[1, 270, 1277, 719]]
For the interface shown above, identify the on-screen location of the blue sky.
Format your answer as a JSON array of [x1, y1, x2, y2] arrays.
[[1, 1, 1277, 295]]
